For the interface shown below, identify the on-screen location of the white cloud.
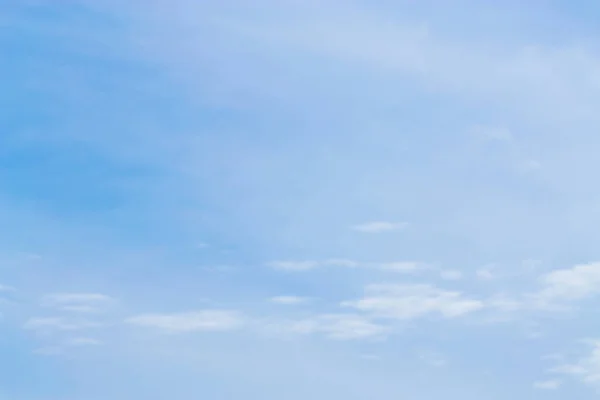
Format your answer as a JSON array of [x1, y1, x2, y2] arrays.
[[284, 314, 388, 340], [43, 293, 113, 304], [551, 340, 600, 387], [23, 317, 101, 333], [269, 296, 310, 305], [479, 262, 600, 314], [343, 284, 484, 320], [351, 221, 407, 233], [269, 259, 424, 273], [59, 305, 104, 313], [323, 259, 360, 268], [376, 261, 422, 273], [440, 270, 462, 281], [533, 380, 561, 390], [533, 262, 600, 308], [126, 310, 245, 333], [42, 292, 115, 313], [90, 0, 600, 128], [476, 266, 496, 281]]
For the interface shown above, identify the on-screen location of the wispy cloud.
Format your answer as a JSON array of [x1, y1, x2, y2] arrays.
[[23, 317, 102, 333], [533, 380, 561, 390], [110, 0, 600, 131], [376, 261, 423, 272], [41, 292, 115, 313], [275, 314, 389, 341], [550, 340, 600, 387], [342, 284, 484, 320], [269, 259, 426, 273], [6, 0, 600, 398], [125, 310, 245, 333], [476, 266, 496, 281]]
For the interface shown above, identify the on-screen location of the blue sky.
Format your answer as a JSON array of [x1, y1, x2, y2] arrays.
[[3, 0, 600, 398]]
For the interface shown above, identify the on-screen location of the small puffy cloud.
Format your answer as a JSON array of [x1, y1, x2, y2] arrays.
[[42, 293, 115, 313], [351, 221, 408, 233], [476, 265, 496, 281], [126, 310, 245, 333], [376, 261, 422, 273], [284, 314, 388, 340], [533, 262, 600, 308], [551, 340, 600, 387], [343, 284, 484, 320], [23, 317, 101, 333], [533, 380, 561, 390], [269, 296, 310, 305]]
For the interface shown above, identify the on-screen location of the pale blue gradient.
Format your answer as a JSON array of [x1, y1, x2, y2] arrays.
[[2, 1, 600, 399]]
